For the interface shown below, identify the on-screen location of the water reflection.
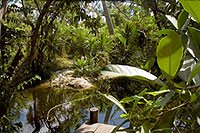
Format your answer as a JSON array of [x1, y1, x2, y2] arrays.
[[4, 83, 128, 133]]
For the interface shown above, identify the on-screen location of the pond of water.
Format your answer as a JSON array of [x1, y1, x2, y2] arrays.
[[5, 82, 129, 133]]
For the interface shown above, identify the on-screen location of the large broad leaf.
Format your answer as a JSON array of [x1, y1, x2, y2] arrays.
[[179, 0, 200, 23], [156, 30, 184, 78], [101, 64, 166, 86]]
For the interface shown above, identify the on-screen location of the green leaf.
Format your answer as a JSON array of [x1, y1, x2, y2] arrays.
[[178, 9, 189, 30], [188, 27, 200, 58], [120, 95, 149, 105], [132, 89, 149, 109], [153, 110, 176, 132], [120, 96, 135, 104], [141, 121, 151, 133], [120, 114, 129, 119], [144, 58, 155, 71], [187, 61, 200, 84], [179, 0, 200, 23], [146, 90, 170, 97], [116, 33, 126, 45], [101, 64, 166, 86], [100, 93, 127, 114], [156, 91, 175, 108], [180, 33, 188, 50], [173, 82, 185, 89], [156, 29, 184, 78], [133, 95, 149, 103], [190, 92, 199, 103]]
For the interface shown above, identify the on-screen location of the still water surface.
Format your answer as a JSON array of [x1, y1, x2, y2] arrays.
[[7, 83, 129, 133]]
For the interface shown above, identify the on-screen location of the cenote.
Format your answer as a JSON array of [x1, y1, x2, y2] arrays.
[[1, 80, 130, 133]]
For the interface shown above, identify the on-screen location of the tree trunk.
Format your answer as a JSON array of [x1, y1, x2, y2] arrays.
[[101, 0, 114, 35], [11, 0, 54, 84], [0, 0, 8, 70], [29, 0, 54, 63], [5, 48, 24, 77], [0, 25, 7, 70], [0, 0, 8, 36]]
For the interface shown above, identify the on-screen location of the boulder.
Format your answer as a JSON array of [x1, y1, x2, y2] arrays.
[[51, 70, 93, 90]]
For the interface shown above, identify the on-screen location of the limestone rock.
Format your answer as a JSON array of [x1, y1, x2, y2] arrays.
[[51, 70, 93, 90]]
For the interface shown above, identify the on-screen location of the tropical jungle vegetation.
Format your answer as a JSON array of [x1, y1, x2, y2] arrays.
[[1, 0, 200, 132]]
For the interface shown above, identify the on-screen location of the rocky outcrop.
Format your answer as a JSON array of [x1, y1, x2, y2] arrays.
[[50, 70, 93, 90]]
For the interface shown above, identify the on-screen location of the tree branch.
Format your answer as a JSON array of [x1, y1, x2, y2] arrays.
[[186, 83, 200, 90], [34, 0, 41, 13], [113, 1, 130, 20], [21, 0, 34, 28]]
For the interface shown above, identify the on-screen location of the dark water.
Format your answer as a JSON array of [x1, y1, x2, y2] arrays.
[[4, 83, 129, 133]]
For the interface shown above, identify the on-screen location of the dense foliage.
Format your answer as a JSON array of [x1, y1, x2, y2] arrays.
[[101, 1, 200, 132], [0, 0, 200, 132]]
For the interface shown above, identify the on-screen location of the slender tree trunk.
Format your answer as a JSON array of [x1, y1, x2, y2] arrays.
[[101, 0, 114, 35], [0, 25, 6, 71], [29, 0, 54, 63], [0, 0, 8, 36], [12, 0, 54, 84], [0, 1, 8, 115], [0, 0, 8, 70], [5, 48, 24, 77]]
